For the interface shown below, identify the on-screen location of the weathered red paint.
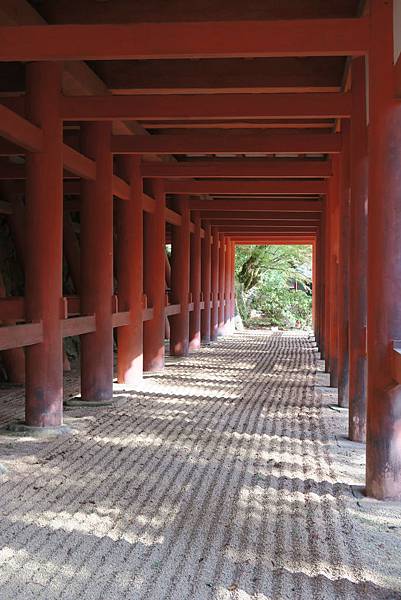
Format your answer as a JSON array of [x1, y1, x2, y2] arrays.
[[366, 0, 401, 500], [349, 57, 368, 442], [117, 156, 144, 384], [170, 197, 190, 356], [143, 180, 166, 371], [80, 122, 114, 403], [25, 62, 63, 427]]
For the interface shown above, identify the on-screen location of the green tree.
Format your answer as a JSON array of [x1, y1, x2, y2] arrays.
[[235, 245, 312, 328]]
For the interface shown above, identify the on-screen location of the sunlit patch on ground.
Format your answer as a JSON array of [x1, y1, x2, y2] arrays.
[[0, 330, 400, 599]]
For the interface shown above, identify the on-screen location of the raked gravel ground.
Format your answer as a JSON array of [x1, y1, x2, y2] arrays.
[[0, 330, 400, 600]]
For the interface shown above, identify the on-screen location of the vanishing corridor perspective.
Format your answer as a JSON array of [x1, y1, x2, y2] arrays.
[[0, 331, 399, 600]]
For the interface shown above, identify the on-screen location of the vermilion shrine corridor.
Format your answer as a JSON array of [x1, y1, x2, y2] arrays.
[[0, 1, 401, 599]]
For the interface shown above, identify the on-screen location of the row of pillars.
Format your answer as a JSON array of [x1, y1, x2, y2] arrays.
[[21, 61, 236, 433], [313, 0, 401, 500]]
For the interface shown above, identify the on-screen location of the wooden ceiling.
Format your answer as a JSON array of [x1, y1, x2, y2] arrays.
[[0, 0, 368, 230]]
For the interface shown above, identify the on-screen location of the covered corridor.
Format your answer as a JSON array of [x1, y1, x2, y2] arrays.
[[0, 330, 400, 599], [1, 2, 401, 598]]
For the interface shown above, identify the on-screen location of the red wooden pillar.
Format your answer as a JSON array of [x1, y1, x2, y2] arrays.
[[117, 156, 143, 384], [189, 211, 202, 351], [170, 197, 190, 356], [312, 240, 317, 334], [25, 62, 63, 427], [218, 233, 226, 336], [201, 223, 212, 343], [224, 237, 232, 334], [337, 122, 351, 407], [318, 216, 327, 357], [165, 251, 171, 340], [366, 0, 401, 499], [323, 200, 332, 367], [143, 180, 166, 371], [80, 123, 114, 404], [63, 213, 81, 291], [230, 241, 236, 330], [349, 57, 368, 442], [328, 158, 340, 388], [210, 226, 220, 341], [315, 230, 323, 349]]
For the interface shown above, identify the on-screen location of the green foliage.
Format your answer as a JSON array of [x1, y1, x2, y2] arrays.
[[235, 245, 312, 328]]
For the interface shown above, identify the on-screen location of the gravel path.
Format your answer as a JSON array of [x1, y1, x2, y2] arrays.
[[0, 330, 400, 600]]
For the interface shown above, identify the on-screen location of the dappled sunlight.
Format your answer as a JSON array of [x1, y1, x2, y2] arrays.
[[0, 330, 400, 599]]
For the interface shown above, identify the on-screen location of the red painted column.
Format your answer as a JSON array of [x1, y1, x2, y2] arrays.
[[318, 217, 326, 357], [366, 0, 401, 499], [218, 233, 226, 336], [143, 180, 166, 371], [328, 158, 340, 388], [230, 241, 236, 330], [201, 223, 212, 343], [349, 57, 368, 442], [80, 123, 114, 403], [25, 62, 63, 427], [312, 240, 317, 334], [337, 122, 351, 407], [189, 211, 202, 351], [63, 213, 81, 292], [170, 197, 190, 356], [323, 200, 332, 368], [223, 237, 232, 334], [210, 226, 220, 341], [165, 251, 171, 341], [315, 231, 323, 349], [117, 156, 143, 384]]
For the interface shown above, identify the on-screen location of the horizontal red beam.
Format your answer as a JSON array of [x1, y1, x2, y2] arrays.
[[62, 315, 96, 338], [0, 103, 43, 152], [165, 304, 181, 317], [0, 322, 43, 351], [165, 180, 327, 195], [61, 92, 351, 121], [205, 220, 319, 227], [217, 225, 317, 230], [142, 159, 332, 179], [113, 133, 342, 155], [235, 239, 314, 245], [199, 211, 321, 220], [0, 19, 369, 61], [63, 144, 96, 180], [189, 198, 323, 211]]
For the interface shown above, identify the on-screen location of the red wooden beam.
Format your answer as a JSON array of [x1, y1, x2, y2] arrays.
[[204, 220, 319, 228], [165, 180, 327, 195], [0, 321, 43, 351], [61, 92, 352, 121], [92, 57, 347, 95], [141, 160, 332, 179], [235, 239, 314, 245], [0, 19, 369, 61], [112, 133, 342, 155], [189, 198, 323, 211], [62, 315, 96, 338], [63, 144, 96, 180], [199, 211, 321, 221], [0, 103, 43, 152]]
